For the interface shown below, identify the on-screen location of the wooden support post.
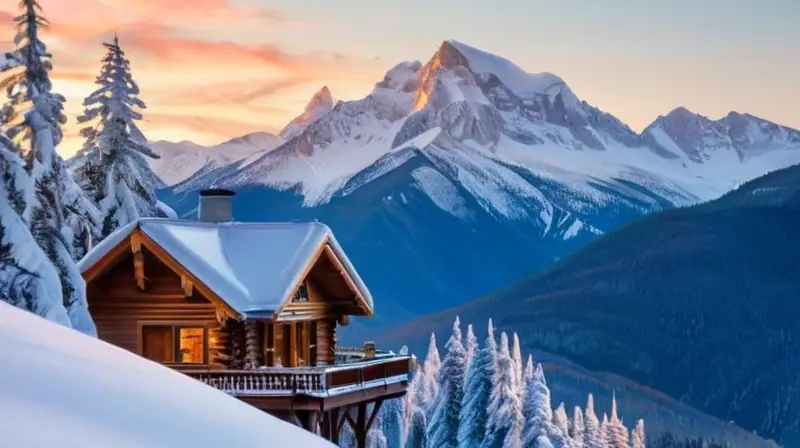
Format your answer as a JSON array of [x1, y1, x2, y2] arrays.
[[331, 408, 342, 444], [366, 399, 384, 434], [305, 411, 320, 435], [355, 402, 367, 448]]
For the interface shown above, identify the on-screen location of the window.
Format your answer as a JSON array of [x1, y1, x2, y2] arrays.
[[141, 324, 207, 364], [292, 283, 309, 302]]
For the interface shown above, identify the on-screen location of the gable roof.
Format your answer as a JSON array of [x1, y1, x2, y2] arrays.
[[78, 218, 374, 319]]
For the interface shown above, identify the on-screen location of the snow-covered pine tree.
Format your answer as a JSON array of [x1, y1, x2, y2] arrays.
[[368, 409, 389, 448], [553, 403, 572, 447], [630, 419, 645, 448], [406, 406, 427, 448], [584, 395, 601, 448], [511, 333, 523, 393], [464, 323, 478, 374], [607, 394, 629, 448], [522, 363, 557, 447], [381, 398, 404, 448], [403, 364, 423, 445], [597, 415, 610, 448], [571, 407, 585, 448], [484, 332, 524, 448], [417, 333, 441, 412], [339, 423, 356, 448], [0, 0, 99, 335], [428, 316, 468, 448], [72, 35, 167, 238], [0, 134, 69, 324], [458, 319, 496, 448]]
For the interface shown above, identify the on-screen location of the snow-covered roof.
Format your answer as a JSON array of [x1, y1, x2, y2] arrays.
[[78, 218, 374, 318]]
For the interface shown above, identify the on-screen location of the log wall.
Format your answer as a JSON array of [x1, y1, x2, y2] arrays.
[[87, 249, 232, 367]]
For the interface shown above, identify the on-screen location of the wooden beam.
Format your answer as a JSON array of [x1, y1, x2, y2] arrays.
[[290, 322, 298, 368], [337, 315, 349, 326], [130, 233, 146, 290], [181, 274, 194, 297], [322, 245, 372, 317], [272, 238, 329, 321], [83, 234, 133, 284], [331, 408, 341, 444], [366, 399, 384, 434], [355, 402, 367, 448]]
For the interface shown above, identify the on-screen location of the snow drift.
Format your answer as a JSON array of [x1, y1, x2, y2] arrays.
[[0, 302, 333, 447]]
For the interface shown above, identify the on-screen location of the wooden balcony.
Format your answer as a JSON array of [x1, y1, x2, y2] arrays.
[[184, 355, 412, 399]]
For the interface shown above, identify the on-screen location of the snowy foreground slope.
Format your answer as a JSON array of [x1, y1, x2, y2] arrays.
[[0, 302, 333, 448]]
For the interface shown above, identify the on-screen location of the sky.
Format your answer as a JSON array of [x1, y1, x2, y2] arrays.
[[1, 0, 798, 157]]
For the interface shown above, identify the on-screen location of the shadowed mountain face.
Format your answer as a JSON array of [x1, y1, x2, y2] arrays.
[[376, 163, 800, 445]]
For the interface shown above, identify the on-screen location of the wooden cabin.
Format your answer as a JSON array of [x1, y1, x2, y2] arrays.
[[77, 189, 410, 447]]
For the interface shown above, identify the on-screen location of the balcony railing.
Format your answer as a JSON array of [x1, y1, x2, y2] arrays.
[[184, 355, 412, 398]]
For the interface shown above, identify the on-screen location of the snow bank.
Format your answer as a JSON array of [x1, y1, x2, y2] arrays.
[[0, 302, 334, 447]]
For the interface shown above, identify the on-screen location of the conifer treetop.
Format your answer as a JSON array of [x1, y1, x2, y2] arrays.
[[1, 0, 66, 162]]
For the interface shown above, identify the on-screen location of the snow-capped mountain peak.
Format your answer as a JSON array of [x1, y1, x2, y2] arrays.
[[305, 85, 334, 113], [642, 107, 800, 162], [163, 39, 800, 227], [443, 40, 579, 107], [279, 86, 335, 141]]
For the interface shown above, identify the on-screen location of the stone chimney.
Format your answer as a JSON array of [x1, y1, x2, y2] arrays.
[[363, 341, 376, 360], [198, 189, 235, 222]]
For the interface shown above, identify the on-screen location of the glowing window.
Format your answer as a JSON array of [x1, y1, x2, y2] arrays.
[[141, 325, 206, 364]]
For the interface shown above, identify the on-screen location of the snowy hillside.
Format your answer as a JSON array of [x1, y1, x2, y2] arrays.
[[0, 301, 333, 447], [148, 131, 282, 186]]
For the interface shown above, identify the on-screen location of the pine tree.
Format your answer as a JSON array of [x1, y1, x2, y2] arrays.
[[368, 409, 389, 448], [522, 363, 556, 447], [403, 364, 423, 445], [630, 419, 645, 448], [0, 135, 68, 324], [607, 394, 630, 448], [428, 316, 468, 448], [511, 332, 523, 392], [464, 323, 478, 374], [597, 415, 610, 448], [484, 332, 524, 448], [406, 406, 427, 448], [571, 407, 585, 448], [584, 395, 601, 448], [72, 35, 166, 238], [458, 319, 496, 448], [381, 398, 404, 448], [339, 423, 356, 448], [552, 403, 572, 448], [0, 0, 99, 335], [417, 333, 441, 412]]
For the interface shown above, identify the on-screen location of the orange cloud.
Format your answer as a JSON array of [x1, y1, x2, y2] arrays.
[[0, 1, 381, 156], [153, 78, 313, 107], [143, 112, 280, 141]]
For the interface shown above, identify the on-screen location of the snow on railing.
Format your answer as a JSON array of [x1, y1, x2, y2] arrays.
[[184, 356, 412, 397]]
